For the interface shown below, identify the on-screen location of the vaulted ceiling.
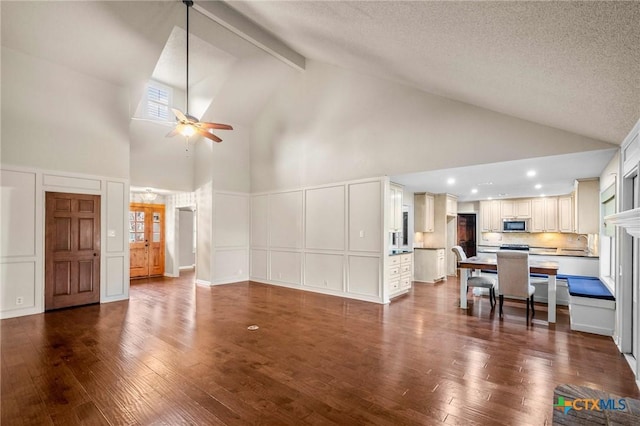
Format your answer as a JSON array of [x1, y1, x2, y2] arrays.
[[227, 1, 640, 144]]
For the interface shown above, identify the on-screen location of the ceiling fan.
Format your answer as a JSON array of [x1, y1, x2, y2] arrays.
[[166, 0, 233, 143]]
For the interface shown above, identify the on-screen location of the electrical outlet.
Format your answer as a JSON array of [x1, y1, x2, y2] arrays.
[[278, 272, 282, 278], [359, 230, 365, 238], [15, 297, 23, 305], [237, 269, 242, 275], [323, 280, 328, 286]]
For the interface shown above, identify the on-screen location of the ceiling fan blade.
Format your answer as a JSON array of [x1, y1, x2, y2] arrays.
[[165, 127, 181, 138], [171, 108, 189, 123], [196, 128, 222, 143], [197, 122, 234, 131]]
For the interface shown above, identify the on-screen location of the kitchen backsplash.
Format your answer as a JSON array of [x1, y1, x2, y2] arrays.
[[480, 232, 590, 249]]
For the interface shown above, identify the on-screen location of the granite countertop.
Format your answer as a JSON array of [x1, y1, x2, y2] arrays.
[[477, 246, 598, 258], [389, 249, 413, 256]]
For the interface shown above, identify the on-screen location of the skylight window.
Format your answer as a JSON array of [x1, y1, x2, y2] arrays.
[[145, 81, 172, 121]]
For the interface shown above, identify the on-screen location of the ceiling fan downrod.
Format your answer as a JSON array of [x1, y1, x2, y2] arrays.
[[183, 0, 193, 115]]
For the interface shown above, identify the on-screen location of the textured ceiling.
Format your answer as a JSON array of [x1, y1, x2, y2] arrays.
[[227, 0, 640, 144]]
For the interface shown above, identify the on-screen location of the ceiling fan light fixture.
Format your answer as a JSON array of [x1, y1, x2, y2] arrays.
[[164, 0, 233, 144], [180, 124, 196, 137]]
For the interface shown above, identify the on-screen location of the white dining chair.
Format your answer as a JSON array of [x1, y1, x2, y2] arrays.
[[496, 250, 536, 321]]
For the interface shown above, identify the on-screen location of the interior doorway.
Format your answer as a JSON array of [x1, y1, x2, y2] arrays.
[[457, 213, 477, 257], [129, 203, 165, 278], [178, 208, 196, 271], [45, 192, 101, 310]]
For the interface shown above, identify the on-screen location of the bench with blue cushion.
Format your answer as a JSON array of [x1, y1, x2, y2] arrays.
[[565, 276, 615, 301], [562, 275, 615, 336]]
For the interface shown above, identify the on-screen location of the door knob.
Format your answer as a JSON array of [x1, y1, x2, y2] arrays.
[[93, 253, 97, 256]]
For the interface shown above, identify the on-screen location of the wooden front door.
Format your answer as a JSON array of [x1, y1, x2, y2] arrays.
[[45, 192, 101, 310], [129, 203, 165, 278], [457, 213, 477, 258]]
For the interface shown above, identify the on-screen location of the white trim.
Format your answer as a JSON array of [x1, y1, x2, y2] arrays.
[[179, 265, 195, 271], [195, 279, 211, 286]]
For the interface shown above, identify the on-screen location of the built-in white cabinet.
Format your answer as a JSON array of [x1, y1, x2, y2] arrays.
[[501, 199, 531, 219], [389, 183, 403, 232], [531, 197, 558, 232], [480, 200, 501, 232], [413, 248, 445, 283], [558, 195, 574, 233], [414, 193, 435, 232], [389, 252, 413, 297], [446, 195, 458, 216], [574, 179, 599, 234]]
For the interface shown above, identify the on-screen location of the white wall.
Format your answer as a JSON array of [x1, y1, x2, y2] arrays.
[[0, 167, 129, 319], [1, 47, 129, 179], [251, 60, 614, 193], [250, 177, 386, 303]]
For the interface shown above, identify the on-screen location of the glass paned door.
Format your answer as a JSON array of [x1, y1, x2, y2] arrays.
[[129, 203, 165, 278]]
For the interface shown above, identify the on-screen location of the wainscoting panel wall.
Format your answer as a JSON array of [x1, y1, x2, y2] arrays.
[[0, 166, 129, 319], [305, 185, 345, 251], [304, 253, 344, 291], [250, 177, 386, 303], [268, 191, 303, 249], [212, 192, 249, 285], [250, 195, 268, 248]]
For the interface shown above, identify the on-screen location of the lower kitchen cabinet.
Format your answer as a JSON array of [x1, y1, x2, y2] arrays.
[[414, 248, 446, 283], [389, 252, 413, 298]]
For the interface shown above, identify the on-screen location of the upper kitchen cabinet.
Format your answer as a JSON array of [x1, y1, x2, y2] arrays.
[[501, 199, 531, 219], [480, 200, 501, 232], [388, 183, 403, 232], [445, 194, 458, 216], [531, 197, 558, 232], [414, 193, 435, 232], [558, 195, 574, 233], [574, 179, 599, 234]]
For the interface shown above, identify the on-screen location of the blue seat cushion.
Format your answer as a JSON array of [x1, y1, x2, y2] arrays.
[[567, 277, 614, 301]]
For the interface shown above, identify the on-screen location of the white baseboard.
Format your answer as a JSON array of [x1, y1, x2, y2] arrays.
[[179, 265, 195, 271], [195, 279, 211, 286], [249, 277, 385, 304]]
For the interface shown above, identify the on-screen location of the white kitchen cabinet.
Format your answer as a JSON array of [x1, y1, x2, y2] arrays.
[[531, 197, 558, 232], [558, 195, 574, 233], [389, 183, 403, 232], [414, 193, 435, 232], [388, 252, 413, 298], [574, 179, 599, 234], [501, 199, 531, 219], [413, 248, 445, 283], [446, 195, 458, 216], [480, 200, 501, 232]]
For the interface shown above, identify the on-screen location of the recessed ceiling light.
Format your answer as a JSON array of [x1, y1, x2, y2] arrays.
[[527, 170, 536, 177], [535, 184, 542, 189], [540, 194, 546, 197], [447, 178, 455, 185], [471, 188, 478, 194], [487, 197, 493, 200], [498, 193, 508, 197]]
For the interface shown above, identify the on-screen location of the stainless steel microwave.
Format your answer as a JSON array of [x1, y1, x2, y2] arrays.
[[502, 219, 528, 233]]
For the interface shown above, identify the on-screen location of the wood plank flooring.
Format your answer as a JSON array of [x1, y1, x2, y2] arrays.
[[2, 273, 638, 425]]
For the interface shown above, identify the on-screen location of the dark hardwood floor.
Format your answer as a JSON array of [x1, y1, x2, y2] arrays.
[[2, 273, 638, 425]]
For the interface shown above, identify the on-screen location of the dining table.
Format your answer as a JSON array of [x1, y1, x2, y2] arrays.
[[458, 256, 560, 323]]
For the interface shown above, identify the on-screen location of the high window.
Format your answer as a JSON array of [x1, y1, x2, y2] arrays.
[[145, 81, 172, 121]]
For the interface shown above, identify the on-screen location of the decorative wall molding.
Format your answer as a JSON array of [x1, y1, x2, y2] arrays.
[[605, 208, 640, 238]]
